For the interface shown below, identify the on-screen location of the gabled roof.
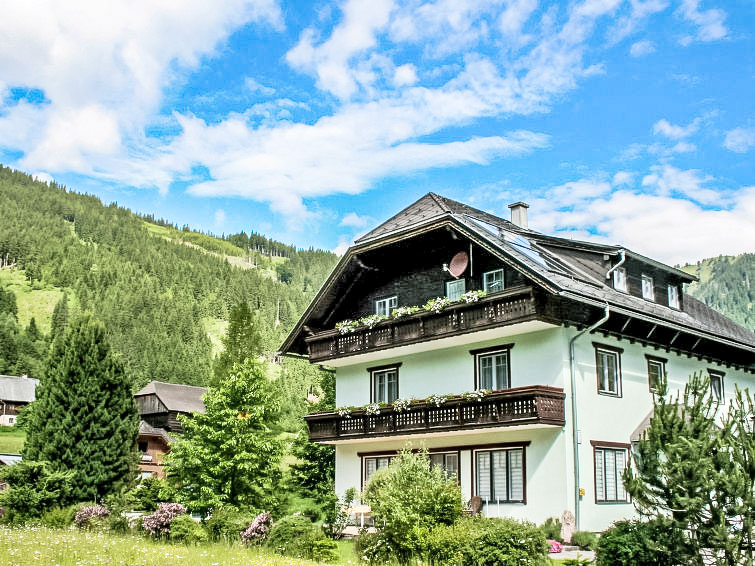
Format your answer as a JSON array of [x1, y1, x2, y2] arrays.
[[281, 193, 754, 357], [0, 376, 39, 404], [134, 381, 206, 414]]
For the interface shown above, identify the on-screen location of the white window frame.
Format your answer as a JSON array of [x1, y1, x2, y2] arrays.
[[595, 344, 622, 397], [363, 455, 394, 487], [641, 274, 655, 301], [482, 269, 505, 293], [371, 367, 399, 404], [429, 452, 460, 482], [475, 349, 510, 391], [613, 267, 628, 292], [594, 445, 629, 503], [709, 370, 724, 403], [474, 447, 525, 504], [446, 279, 466, 301], [667, 285, 680, 309], [375, 295, 397, 316], [645, 355, 666, 394]]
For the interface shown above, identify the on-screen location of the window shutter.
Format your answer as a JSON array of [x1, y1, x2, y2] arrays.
[[595, 449, 605, 501], [616, 450, 627, 501], [509, 449, 523, 501], [476, 452, 491, 500], [604, 449, 617, 501], [492, 450, 508, 501]]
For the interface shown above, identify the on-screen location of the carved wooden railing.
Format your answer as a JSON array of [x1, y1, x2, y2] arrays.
[[305, 386, 565, 442], [305, 287, 538, 363]]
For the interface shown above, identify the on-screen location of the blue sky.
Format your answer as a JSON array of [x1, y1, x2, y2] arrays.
[[0, 0, 753, 264]]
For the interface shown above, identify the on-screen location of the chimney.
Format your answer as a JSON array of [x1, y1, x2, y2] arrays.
[[508, 202, 529, 229]]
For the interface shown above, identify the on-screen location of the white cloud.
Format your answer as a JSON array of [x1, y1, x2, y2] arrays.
[[723, 127, 755, 153], [612, 171, 634, 186], [214, 208, 226, 225], [245, 77, 276, 96], [609, 0, 668, 43], [340, 212, 371, 228], [393, 64, 418, 86], [332, 238, 351, 256], [677, 0, 727, 44], [629, 39, 655, 57], [652, 117, 700, 139], [641, 164, 718, 205], [32, 171, 53, 184]]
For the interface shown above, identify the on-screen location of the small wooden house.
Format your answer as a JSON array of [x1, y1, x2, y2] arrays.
[[0, 375, 39, 426]]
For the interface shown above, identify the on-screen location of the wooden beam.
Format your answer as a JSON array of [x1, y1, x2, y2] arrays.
[[646, 324, 657, 340], [669, 331, 680, 346], [620, 317, 632, 333]]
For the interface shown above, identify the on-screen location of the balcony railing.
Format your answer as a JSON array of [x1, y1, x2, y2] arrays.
[[305, 287, 538, 363], [305, 386, 565, 442]]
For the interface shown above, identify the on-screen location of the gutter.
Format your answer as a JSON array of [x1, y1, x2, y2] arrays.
[[605, 249, 626, 281], [568, 303, 610, 531]]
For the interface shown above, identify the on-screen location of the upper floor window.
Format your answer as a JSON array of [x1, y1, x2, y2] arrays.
[[641, 274, 655, 301], [613, 267, 627, 292], [667, 285, 680, 309], [483, 269, 504, 293], [429, 452, 459, 482], [645, 355, 666, 393], [594, 343, 623, 397], [370, 365, 399, 404], [446, 279, 466, 301], [593, 443, 629, 503], [475, 447, 525, 503], [375, 296, 397, 316], [471, 344, 513, 391], [709, 370, 724, 402], [364, 455, 394, 486]]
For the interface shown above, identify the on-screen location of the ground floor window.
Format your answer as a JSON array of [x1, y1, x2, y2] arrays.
[[474, 447, 525, 503], [429, 452, 459, 482], [363, 455, 394, 486], [593, 444, 629, 503]]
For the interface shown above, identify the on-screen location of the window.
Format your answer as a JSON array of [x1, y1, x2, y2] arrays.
[[641, 274, 655, 301], [138, 441, 148, 453], [364, 455, 393, 485], [645, 355, 666, 393], [429, 452, 459, 481], [474, 349, 511, 390], [375, 296, 397, 316], [594, 343, 623, 396], [613, 267, 627, 292], [593, 444, 629, 503], [371, 366, 399, 403], [475, 447, 525, 503], [483, 269, 504, 293], [667, 285, 680, 309], [446, 279, 466, 301], [709, 370, 724, 402]]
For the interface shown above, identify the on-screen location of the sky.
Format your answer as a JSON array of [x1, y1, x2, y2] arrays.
[[0, 0, 753, 265]]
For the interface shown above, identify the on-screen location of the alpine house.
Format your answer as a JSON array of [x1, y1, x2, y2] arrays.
[[280, 193, 755, 532]]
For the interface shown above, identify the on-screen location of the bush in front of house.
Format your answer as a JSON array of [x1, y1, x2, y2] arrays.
[[0, 460, 74, 524], [540, 516, 563, 542], [141, 502, 187, 538], [425, 516, 549, 566], [571, 530, 598, 551], [203, 505, 257, 542], [168, 514, 208, 544], [74, 504, 110, 529], [241, 512, 272, 545], [40, 506, 77, 528], [264, 515, 338, 563], [595, 519, 685, 566]]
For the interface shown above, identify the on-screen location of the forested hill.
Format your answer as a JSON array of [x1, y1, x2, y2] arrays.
[[682, 254, 754, 331], [0, 166, 338, 387]]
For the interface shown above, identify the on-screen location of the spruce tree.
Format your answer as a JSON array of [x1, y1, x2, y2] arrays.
[[50, 293, 69, 339], [212, 302, 265, 384], [23, 314, 138, 502]]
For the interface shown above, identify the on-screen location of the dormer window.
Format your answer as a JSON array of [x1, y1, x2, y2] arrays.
[[613, 267, 627, 292], [483, 269, 504, 293], [446, 279, 466, 301], [667, 285, 680, 309], [641, 275, 654, 301], [375, 296, 397, 316]]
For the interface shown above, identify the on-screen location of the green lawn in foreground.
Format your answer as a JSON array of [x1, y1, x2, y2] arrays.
[[0, 526, 357, 566], [0, 428, 25, 454]]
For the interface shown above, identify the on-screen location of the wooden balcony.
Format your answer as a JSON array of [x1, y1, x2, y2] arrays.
[[305, 386, 565, 442], [305, 287, 538, 363]]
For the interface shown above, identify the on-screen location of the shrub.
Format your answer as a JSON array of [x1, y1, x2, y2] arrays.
[[141, 502, 187, 537], [40, 506, 77, 528], [571, 530, 598, 550], [425, 516, 549, 566], [126, 477, 176, 511], [265, 515, 337, 562], [0, 460, 73, 523], [540, 516, 563, 542], [308, 538, 339, 563], [596, 519, 685, 566], [74, 505, 110, 529], [241, 512, 272, 545], [204, 505, 256, 542], [169, 514, 208, 544]]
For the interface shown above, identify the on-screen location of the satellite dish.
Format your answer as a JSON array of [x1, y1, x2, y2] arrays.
[[447, 251, 469, 278]]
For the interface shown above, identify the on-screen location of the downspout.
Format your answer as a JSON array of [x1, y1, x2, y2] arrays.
[[605, 249, 626, 281], [568, 303, 610, 531]]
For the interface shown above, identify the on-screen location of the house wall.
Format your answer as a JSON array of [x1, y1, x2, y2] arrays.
[[137, 435, 170, 478]]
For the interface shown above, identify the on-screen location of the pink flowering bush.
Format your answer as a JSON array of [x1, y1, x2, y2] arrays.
[[141, 502, 187, 537], [241, 512, 272, 545], [548, 539, 564, 553], [74, 504, 110, 528]]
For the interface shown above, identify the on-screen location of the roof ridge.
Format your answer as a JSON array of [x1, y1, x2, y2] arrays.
[[427, 192, 452, 213]]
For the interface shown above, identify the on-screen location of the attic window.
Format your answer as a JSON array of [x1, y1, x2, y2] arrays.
[[667, 285, 680, 309], [375, 296, 397, 316], [446, 279, 466, 301], [641, 275, 654, 301], [483, 269, 504, 293], [613, 267, 627, 293]]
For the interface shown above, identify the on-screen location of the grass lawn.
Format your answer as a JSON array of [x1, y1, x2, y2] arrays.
[[0, 268, 68, 334], [0, 428, 25, 454], [0, 526, 360, 566]]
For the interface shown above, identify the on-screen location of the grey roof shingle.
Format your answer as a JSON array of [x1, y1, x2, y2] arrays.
[[0, 376, 39, 404], [134, 381, 206, 414], [138, 420, 173, 443]]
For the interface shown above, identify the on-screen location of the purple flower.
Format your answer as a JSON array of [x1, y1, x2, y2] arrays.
[[241, 512, 272, 545], [141, 503, 187, 536], [74, 505, 110, 528]]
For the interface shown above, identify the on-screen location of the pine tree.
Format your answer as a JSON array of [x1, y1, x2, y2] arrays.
[[212, 302, 265, 384], [50, 293, 69, 339], [0, 287, 17, 319], [23, 314, 139, 502], [167, 359, 282, 514], [25, 317, 41, 342]]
